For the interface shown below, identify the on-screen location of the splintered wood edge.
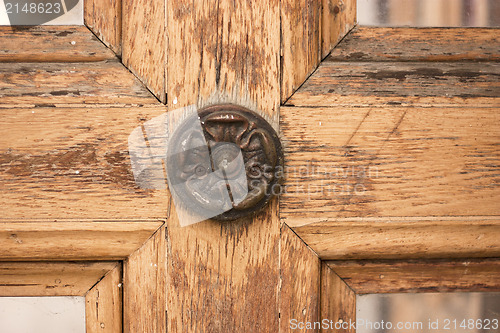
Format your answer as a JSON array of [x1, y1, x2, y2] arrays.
[[326, 258, 500, 294], [0, 220, 164, 260], [0, 261, 119, 296], [286, 217, 500, 260]]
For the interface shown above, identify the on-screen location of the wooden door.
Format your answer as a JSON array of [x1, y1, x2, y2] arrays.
[[1, 1, 499, 332]]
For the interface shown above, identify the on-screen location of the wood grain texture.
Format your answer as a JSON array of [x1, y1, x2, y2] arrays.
[[123, 226, 166, 333], [281, 0, 321, 103], [167, 0, 280, 123], [326, 259, 500, 294], [0, 26, 116, 62], [320, 262, 355, 333], [321, 0, 356, 58], [0, 261, 117, 296], [281, 106, 500, 221], [281, 105, 499, 259], [86, 263, 122, 333], [286, 62, 500, 107], [291, 217, 500, 260], [84, 0, 122, 55], [0, 105, 168, 219], [329, 27, 500, 62], [280, 224, 321, 333], [165, 2, 281, 332], [122, 0, 166, 102], [0, 61, 159, 107], [0, 221, 163, 260], [166, 202, 280, 332]]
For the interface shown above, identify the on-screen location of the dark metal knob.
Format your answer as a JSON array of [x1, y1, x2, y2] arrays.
[[166, 104, 283, 221]]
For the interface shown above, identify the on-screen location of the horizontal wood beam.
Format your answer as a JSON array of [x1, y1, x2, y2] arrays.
[[0, 261, 118, 296], [327, 258, 500, 294], [281, 106, 499, 222], [0, 221, 163, 260], [286, 62, 500, 107], [0, 62, 159, 107], [0, 26, 116, 63], [0, 105, 168, 219], [287, 217, 500, 260], [328, 27, 500, 62]]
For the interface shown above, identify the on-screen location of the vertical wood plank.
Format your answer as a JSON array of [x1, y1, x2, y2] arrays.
[[84, 0, 122, 55], [123, 226, 166, 333], [281, 0, 321, 102], [166, 0, 280, 123], [321, 0, 356, 58], [122, 0, 166, 103], [85, 263, 122, 333], [280, 225, 321, 332], [165, 1, 281, 332], [321, 263, 356, 333]]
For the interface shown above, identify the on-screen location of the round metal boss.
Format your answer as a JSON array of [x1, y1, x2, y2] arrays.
[[166, 104, 283, 221]]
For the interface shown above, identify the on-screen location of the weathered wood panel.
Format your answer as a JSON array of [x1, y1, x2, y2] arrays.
[[327, 259, 500, 294], [0, 26, 116, 62], [321, 0, 356, 58], [0, 62, 159, 107], [281, 105, 499, 259], [122, 0, 166, 103], [320, 262, 355, 333], [166, 0, 280, 122], [165, 1, 281, 332], [0, 105, 168, 219], [329, 27, 500, 62], [0, 261, 117, 296], [84, 0, 122, 55], [86, 263, 122, 333], [280, 225, 321, 333], [292, 217, 500, 260], [281, 106, 499, 220], [0, 221, 163, 260], [123, 226, 166, 333], [281, 0, 321, 102], [286, 62, 500, 107]]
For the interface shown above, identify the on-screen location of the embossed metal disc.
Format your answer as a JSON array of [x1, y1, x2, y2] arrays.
[[166, 104, 283, 221]]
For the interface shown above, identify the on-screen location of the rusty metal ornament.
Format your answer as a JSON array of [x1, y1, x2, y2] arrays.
[[166, 104, 283, 221]]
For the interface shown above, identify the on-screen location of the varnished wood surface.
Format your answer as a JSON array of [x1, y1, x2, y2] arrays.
[[86, 263, 122, 333], [123, 226, 166, 333], [321, 0, 356, 58], [281, 106, 499, 221], [166, 0, 281, 123], [84, 0, 122, 55], [0, 26, 116, 62], [281, 0, 321, 103], [291, 217, 500, 260], [0, 221, 163, 260], [326, 259, 500, 294], [286, 62, 500, 107], [329, 27, 500, 62], [280, 225, 321, 333], [320, 262, 356, 333], [0, 105, 168, 219], [164, 2, 282, 332], [122, 0, 165, 102], [0, 261, 117, 296], [0, 61, 159, 107]]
